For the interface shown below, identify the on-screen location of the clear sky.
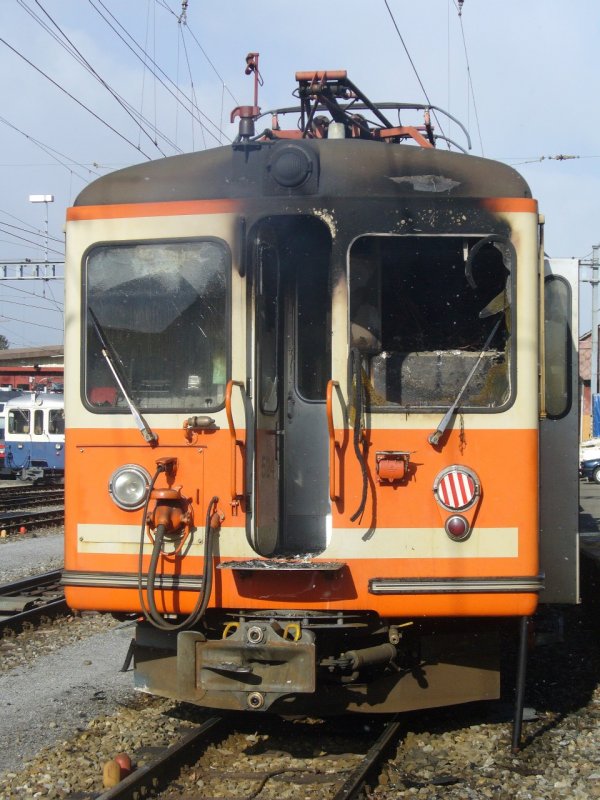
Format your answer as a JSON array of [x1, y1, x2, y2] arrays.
[[0, 0, 598, 346]]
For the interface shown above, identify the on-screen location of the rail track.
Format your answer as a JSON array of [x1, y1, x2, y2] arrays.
[[0, 487, 64, 513], [93, 714, 403, 800], [0, 482, 62, 499], [0, 569, 67, 631], [0, 504, 64, 535]]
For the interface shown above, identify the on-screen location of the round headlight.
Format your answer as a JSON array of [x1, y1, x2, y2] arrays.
[[109, 464, 151, 511]]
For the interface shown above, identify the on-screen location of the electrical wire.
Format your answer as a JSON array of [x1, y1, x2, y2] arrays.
[[0, 36, 153, 160], [157, 0, 239, 107], [454, 2, 484, 155], [0, 297, 63, 313], [0, 310, 62, 331], [383, 0, 449, 145], [1, 282, 61, 300], [178, 22, 206, 151], [0, 115, 98, 183], [0, 226, 64, 257], [21, 0, 169, 157], [88, 0, 228, 145], [0, 220, 63, 246], [507, 154, 592, 166]]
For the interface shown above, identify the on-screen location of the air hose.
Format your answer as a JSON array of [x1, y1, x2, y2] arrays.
[[137, 462, 218, 631], [349, 347, 369, 522]]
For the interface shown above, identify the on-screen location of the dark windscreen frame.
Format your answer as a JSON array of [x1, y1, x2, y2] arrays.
[[81, 237, 232, 415], [349, 233, 517, 414]]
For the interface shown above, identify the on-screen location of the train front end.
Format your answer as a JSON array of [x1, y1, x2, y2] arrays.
[[63, 71, 571, 715]]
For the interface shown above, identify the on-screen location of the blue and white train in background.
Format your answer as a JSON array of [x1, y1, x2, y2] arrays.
[[2, 392, 65, 482]]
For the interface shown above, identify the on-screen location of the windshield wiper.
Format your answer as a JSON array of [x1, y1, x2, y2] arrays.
[[428, 316, 502, 446], [88, 307, 158, 445]]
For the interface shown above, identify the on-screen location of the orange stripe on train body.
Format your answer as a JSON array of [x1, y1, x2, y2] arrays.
[[66, 197, 538, 222], [66, 198, 244, 221], [479, 197, 538, 213]]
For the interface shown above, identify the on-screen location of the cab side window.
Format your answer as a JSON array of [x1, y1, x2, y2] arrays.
[[8, 409, 30, 434], [49, 409, 65, 435]]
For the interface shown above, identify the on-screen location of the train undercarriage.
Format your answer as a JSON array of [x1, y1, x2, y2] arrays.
[[132, 610, 506, 715]]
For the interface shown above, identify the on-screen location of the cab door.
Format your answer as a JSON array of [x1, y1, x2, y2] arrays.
[[253, 236, 281, 556]]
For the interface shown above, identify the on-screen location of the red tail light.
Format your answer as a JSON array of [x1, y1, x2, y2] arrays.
[[445, 514, 470, 541]]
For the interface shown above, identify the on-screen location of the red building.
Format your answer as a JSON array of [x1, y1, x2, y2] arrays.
[[580, 331, 593, 440], [0, 345, 63, 392]]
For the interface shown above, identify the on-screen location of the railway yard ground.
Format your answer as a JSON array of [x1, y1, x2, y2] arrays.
[[1, 482, 600, 798]]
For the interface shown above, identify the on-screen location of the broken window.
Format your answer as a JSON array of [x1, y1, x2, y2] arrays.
[[349, 235, 512, 411]]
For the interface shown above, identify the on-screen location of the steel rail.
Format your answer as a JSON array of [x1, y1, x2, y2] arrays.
[[0, 506, 64, 532], [0, 489, 63, 511], [332, 715, 403, 800], [95, 716, 224, 800], [0, 569, 67, 631]]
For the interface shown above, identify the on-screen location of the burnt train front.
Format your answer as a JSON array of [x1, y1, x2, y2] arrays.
[[63, 73, 545, 715]]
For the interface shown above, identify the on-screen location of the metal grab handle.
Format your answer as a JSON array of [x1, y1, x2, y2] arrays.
[[326, 379, 341, 501], [225, 380, 245, 508]]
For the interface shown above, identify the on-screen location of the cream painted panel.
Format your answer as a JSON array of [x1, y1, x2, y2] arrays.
[[78, 523, 518, 559], [65, 213, 243, 430]]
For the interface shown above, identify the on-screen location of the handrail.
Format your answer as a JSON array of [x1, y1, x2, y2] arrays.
[[326, 379, 341, 501], [225, 380, 245, 509]]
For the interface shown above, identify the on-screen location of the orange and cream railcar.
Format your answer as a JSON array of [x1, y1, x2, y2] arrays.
[[63, 70, 579, 718]]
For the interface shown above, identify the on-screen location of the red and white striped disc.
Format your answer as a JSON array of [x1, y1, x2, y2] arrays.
[[438, 470, 476, 509]]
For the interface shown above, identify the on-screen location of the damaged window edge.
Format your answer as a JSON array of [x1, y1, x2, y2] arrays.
[[428, 235, 515, 445]]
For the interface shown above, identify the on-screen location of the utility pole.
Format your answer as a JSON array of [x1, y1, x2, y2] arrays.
[[580, 245, 600, 436]]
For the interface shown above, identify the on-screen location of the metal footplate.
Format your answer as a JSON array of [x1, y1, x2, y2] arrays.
[[178, 621, 315, 711]]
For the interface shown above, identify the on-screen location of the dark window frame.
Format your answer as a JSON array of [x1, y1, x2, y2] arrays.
[[347, 233, 517, 415], [544, 274, 572, 420], [81, 236, 232, 415]]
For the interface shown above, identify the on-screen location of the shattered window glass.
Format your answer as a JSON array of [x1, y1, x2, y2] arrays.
[[85, 240, 229, 411], [349, 235, 512, 410]]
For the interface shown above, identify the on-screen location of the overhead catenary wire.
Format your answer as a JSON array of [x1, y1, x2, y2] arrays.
[[18, 0, 173, 158], [156, 0, 239, 107], [0, 297, 63, 313], [0, 36, 154, 160], [0, 220, 64, 247], [88, 0, 229, 146], [0, 115, 98, 184], [454, 0, 484, 155], [0, 226, 64, 257], [0, 310, 62, 332], [383, 0, 449, 145], [1, 282, 64, 305], [178, 22, 207, 151], [508, 154, 589, 166]]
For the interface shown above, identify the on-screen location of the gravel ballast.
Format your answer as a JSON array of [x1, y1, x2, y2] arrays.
[[2, 525, 600, 798]]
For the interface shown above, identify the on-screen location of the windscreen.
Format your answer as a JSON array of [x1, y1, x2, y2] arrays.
[[349, 235, 512, 411], [85, 240, 229, 411]]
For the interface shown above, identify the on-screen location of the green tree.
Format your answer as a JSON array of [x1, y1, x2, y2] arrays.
[[0, 335, 7, 350]]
